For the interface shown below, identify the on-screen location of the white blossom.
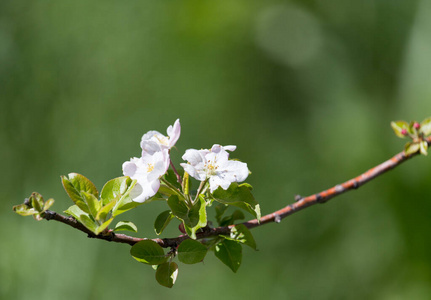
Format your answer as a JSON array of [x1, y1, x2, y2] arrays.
[[122, 150, 170, 203], [140, 119, 181, 155], [180, 144, 249, 193]]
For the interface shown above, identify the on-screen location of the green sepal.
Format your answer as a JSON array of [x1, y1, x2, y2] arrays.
[[391, 121, 409, 138], [167, 195, 207, 239], [154, 210, 174, 235], [214, 239, 242, 273], [177, 239, 208, 264], [420, 141, 428, 156], [114, 221, 138, 233], [155, 262, 178, 288], [212, 183, 261, 221], [130, 240, 168, 265], [404, 142, 420, 155], [420, 117, 431, 136], [222, 224, 257, 250]]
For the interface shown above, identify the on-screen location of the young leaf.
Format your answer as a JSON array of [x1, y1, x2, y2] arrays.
[[212, 183, 261, 221], [154, 210, 174, 235], [101, 176, 136, 209], [114, 221, 138, 233], [64, 204, 89, 221], [404, 142, 420, 155], [61, 173, 99, 205], [391, 121, 409, 138], [214, 239, 242, 273], [78, 214, 98, 233], [420, 141, 428, 156], [82, 192, 100, 219], [96, 199, 116, 221], [420, 117, 431, 136], [95, 218, 114, 235], [223, 224, 257, 250], [156, 262, 178, 288], [43, 198, 55, 211], [177, 239, 208, 264], [13, 204, 38, 217], [29, 192, 44, 212], [130, 240, 167, 265]]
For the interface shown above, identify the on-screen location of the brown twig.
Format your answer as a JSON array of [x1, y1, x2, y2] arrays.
[[39, 136, 431, 248]]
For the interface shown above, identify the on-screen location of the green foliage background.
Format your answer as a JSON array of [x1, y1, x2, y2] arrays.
[[2, 0, 431, 298]]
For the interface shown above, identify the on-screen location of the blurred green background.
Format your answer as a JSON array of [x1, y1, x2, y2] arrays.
[[2, 0, 431, 299]]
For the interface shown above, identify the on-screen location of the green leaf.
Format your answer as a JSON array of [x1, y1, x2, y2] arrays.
[[167, 195, 207, 239], [61, 173, 98, 205], [29, 192, 44, 212], [420, 141, 428, 156], [163, 169, 182, 190], [43, 198, 55, 211], [404, 142, 420, 155], [214, 239, 242, 273], [178, 239, 208, 264], [212, 183, 261, 221], [219, 210, 245, 226], [95, 218, 114, 235], [154, 210, 174, 235], [96, 199, 116, 221], [82, 192, 100, 219], [13, 204, 38, 217], [391, 121, 409, 138], [155, 262, 178, 288], [114, 221, 138, 233], [64, 204, 89, 221], [215, 203, 228, 225], [420, 117, 431, 136], [130, 240, 167, 265], [101, 176, 135, 206], [223, 224, 257, 250], [79, 214, 98, 233]]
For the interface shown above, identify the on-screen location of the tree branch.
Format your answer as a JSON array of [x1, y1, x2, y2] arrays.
[[38, 136, 431, 248]]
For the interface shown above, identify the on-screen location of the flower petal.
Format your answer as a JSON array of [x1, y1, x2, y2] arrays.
[[167, 119, 181, 148]]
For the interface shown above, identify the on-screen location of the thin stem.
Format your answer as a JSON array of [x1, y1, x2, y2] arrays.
[[35, 136, 430, 248], [170, 160, 182, 185], [193, 178, 209, 205]]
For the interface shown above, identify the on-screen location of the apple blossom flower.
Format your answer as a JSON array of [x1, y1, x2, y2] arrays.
[[122, 149, 170, 203], [180, 144, 249, 193], [140, 119, 181, 155]]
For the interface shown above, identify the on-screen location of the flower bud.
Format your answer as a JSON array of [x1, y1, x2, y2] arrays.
[[414, 122, 420, 130], [401, 129, 408, 136], [178, 223, 186, 234]]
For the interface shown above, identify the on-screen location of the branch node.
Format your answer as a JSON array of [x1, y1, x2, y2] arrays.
[[274, 214, 281, 223], [316, 194, 325, 203], [294, 194, 303, 202], [352, 180, 359, 189]]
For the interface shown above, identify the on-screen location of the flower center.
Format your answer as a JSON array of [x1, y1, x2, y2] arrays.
[[154, 134, 169, 146], [206, 160, 218, 176], [147, 163, 154, 173]]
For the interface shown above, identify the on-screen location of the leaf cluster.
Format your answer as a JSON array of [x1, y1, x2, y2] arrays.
[[391, 117, 431, 155]]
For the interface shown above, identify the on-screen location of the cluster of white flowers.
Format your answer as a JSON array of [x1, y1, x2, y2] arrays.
[[122, 119, 249, 203]]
